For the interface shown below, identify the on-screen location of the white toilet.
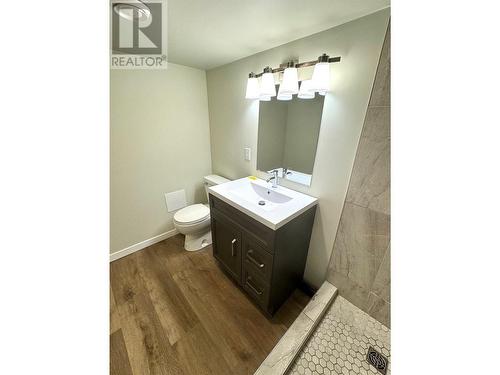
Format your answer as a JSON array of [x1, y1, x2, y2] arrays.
[[173, 175, 230, 251]]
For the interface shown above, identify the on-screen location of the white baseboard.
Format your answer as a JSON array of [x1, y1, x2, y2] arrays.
[[110, 228, 179, 262]]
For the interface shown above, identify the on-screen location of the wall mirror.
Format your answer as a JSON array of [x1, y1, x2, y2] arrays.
[[257, 90, 325, 186]]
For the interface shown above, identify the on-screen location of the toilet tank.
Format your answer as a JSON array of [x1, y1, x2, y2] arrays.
[[204, 175, 230, 201]]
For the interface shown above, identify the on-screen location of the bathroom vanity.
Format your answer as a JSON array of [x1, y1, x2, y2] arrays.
[[208, 177, 317, 316]]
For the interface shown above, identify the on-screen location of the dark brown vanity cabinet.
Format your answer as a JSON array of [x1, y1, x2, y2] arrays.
[[209, 194, 317, 316]]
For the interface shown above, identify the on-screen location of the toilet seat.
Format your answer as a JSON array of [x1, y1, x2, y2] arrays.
[[173, 204, 210, 225]]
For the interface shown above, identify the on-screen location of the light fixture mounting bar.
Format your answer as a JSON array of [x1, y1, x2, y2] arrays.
[[252, 55, 341, 77], [296, 56, 341, 68]]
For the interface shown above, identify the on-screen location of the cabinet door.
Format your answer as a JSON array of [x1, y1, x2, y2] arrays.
[[212, 215, 242, 283]]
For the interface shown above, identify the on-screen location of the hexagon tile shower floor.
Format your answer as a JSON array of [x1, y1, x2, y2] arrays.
[[288, 296, 390, 375]]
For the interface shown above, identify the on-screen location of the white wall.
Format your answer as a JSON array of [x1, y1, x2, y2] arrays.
[[206, 9, 390, 287], [110, 63, 212, 253]]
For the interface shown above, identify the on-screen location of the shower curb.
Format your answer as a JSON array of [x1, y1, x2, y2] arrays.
[[254, 281, 338, 375]]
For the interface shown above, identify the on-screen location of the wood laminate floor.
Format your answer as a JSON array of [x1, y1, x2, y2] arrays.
[[110, 234, 310, 375]]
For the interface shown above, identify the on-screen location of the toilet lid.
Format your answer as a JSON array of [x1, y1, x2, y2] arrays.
[[174, 204, 210, 224]]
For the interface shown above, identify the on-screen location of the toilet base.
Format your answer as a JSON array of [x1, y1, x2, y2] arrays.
[[184, 230, 212, 251]]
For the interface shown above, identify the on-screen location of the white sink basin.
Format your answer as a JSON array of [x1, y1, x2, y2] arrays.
[[229, 181, 292, 207], [208, 177, 318, 230]]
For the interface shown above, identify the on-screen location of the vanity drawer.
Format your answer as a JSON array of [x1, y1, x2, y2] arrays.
[[242, 267, 269, 309], [242, 234, 273, 283], [209, 194, 275, 251]]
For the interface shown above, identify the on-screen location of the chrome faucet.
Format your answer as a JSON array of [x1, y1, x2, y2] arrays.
[[266, 169, 279, 188]]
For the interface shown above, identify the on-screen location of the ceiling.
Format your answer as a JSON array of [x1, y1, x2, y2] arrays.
[[166, 0, 390, 70]]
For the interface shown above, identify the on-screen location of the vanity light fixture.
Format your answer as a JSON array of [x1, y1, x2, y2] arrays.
[[245, 53, 340, 100], [259, 95, 272, 101], [260, 67, 276, 97], [245, 72, 260, 99], [298, 80, 315, 99]]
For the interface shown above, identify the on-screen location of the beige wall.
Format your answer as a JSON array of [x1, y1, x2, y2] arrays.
[[206, 9, 390, 287], [110, 63, 212, 253], [327, 23, 390, 327]]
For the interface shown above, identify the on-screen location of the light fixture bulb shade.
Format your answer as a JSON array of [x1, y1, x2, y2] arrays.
[[298, 80, 315, 99], [277, 80, 293, 100], [280, 67, 299, 95], [245, 77, 260, 99], [259, 95, 271, 101], [311, 62, 330, 93], [260, 72, 276, 97], [277, 93, 292, 101]]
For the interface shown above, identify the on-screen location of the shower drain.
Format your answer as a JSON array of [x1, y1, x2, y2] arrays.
[[366, 346, 388, 374]]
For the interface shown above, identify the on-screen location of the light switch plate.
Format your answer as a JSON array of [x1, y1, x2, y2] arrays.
[[244, 147, 251, 161], [165, 189, 187, 212]]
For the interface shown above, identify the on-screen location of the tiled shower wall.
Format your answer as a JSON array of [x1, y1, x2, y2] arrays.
[[326, 23, 391, 327]]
